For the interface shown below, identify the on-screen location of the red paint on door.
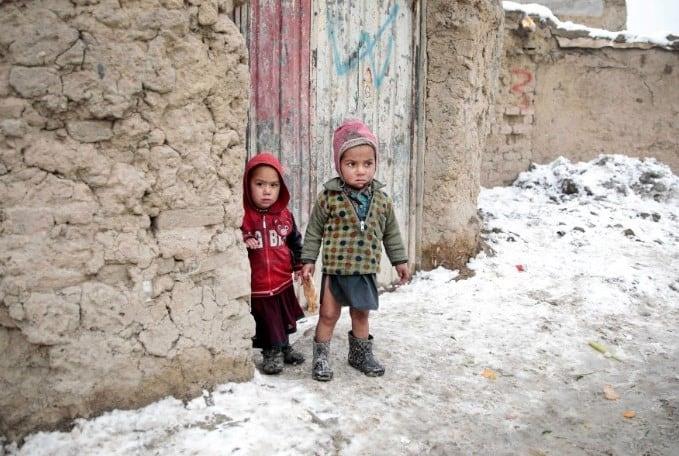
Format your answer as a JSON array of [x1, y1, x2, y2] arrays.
[[249, 0, 311, 224]]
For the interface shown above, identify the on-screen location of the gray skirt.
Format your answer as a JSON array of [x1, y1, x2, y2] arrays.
[[321, 273, 379, 311]]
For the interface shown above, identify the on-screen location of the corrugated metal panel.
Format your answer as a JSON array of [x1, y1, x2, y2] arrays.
[[311, 0, 415, 284]]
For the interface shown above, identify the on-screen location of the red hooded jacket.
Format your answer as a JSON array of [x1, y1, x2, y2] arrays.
[[241, 153, 302, 297]]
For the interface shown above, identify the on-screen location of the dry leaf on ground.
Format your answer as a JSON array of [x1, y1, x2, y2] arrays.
[[603, 384, 620, 401], [481, 368, 497, 380]]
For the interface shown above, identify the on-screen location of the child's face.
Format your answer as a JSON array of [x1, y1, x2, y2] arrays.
[[249, 165, 280, 209], [340, 144, 376, 189]]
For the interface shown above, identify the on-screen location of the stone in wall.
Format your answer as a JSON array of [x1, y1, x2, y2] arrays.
[[0, 0, 252, 442], [421, 0, 504, 270]]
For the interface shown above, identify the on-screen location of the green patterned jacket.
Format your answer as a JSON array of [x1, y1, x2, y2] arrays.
[[301, 178, 408, 275]]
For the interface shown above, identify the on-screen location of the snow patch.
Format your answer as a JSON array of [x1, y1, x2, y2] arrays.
[[514, 154, 679, 202]]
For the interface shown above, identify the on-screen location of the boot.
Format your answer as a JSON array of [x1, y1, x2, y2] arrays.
[[282, 344, 305, 365], [312, 340, 333, 381], [261, 347, 284, 375], [348, 331, 385, 377]]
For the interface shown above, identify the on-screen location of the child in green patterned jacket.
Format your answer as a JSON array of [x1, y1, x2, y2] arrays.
[[300, 118, 411, 382]]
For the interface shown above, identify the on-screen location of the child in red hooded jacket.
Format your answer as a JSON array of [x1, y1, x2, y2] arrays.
[[241, 152, 305, 375]]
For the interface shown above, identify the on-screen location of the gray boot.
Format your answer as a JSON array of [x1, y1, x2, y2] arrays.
[[282, 344, 305, 365], [312, 340, 333, 381], [348, 331, 385, 377], [261, 348, 284, 375]]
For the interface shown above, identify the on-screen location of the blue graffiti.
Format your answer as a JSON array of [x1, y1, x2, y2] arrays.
[[326, 3, 399, 89]]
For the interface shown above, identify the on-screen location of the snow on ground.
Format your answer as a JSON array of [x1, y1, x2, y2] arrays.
[[3, 154, 678, 455], [503, 1, 679, 48]]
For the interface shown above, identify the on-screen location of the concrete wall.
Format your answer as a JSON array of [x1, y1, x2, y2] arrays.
[[0, 0, 253, 441], [483, 11, 679, 187], [513, 0, 626, 30], [421, 0, 504, 270]]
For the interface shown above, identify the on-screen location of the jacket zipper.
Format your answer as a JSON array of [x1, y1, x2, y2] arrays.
[[346, 189, 374, 233], [262, 214, 273, 295]]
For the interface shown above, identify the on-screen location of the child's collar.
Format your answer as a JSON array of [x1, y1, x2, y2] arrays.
[[340, 179, 372, 194], [343, 184, 372, 197], [324, 177, 385, 191]]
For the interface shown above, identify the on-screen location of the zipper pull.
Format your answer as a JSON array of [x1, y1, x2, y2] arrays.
[[263, 215, 267, 229], [360, 220, 365, 232]]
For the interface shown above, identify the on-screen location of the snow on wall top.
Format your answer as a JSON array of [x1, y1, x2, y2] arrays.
[[503, 1, 679, 49]]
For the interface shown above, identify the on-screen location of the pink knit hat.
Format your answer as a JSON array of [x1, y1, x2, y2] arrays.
[[332, 119, 378, 177]]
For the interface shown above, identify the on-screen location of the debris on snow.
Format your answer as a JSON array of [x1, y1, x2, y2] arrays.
[[589, 341, 623, 362], [514, 155, 679, 203], [481, 368, 498, 380], [603, 384, 620, 401]]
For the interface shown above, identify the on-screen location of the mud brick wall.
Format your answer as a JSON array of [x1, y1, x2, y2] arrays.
[[0, 0, 253, 441], [484, 57, 537, 187], [483, 10, 679, 187]]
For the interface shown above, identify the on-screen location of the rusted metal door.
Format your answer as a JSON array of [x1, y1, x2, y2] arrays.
[[239, 0, 420, 283]]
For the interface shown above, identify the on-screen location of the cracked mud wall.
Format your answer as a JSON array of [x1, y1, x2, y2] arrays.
[[0, 0, 252, 441], [484, 11, 679, 186], [421, 0, 504, 271]]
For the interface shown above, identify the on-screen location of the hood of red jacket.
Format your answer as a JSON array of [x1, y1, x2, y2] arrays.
[[243, 152, 290, 214]]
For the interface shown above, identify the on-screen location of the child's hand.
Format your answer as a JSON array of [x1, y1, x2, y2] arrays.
[[301, 263, 315, 280], [394, 263, 411, 285], [244, 238, 259, 249]]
